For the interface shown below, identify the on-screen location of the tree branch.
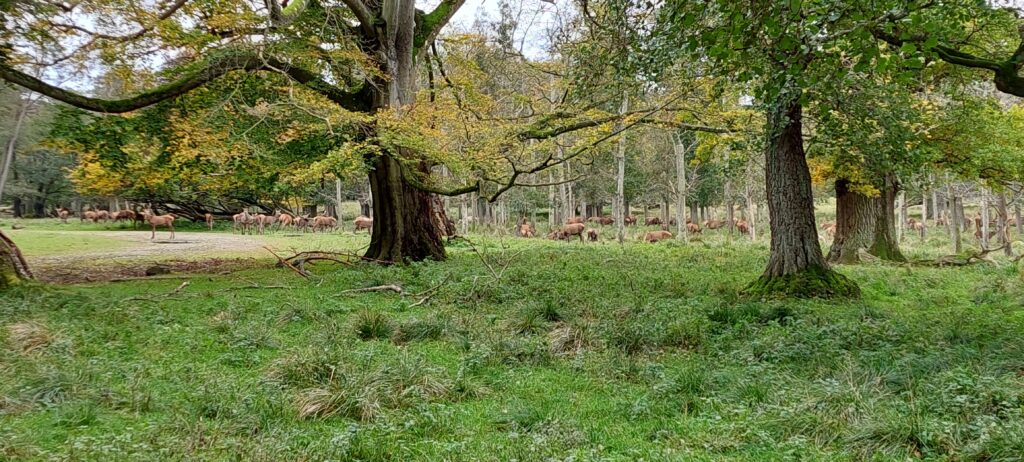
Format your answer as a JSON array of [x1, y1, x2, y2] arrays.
[[415, 0, 466, 52], [872, 27, 1024, 97], [340, 0, 377, 37], [0, 51, 371, 113]]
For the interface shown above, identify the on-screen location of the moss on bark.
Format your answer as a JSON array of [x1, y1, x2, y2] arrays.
[[744, 265, 860, 299]]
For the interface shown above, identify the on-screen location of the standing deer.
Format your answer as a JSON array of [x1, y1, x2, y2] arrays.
[[147, 213, 176, 240], [313, 215, 338, 232], [232, 210, 253, 234], [205, 213, 214, 230], [57, 208, 70, 224], [353, 215, 373, 234]]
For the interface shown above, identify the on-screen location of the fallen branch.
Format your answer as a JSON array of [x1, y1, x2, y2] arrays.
[[337, 284, 405, 295], [407, 274, 451, 308], [910, 244, 1008, 267], [264, 246, 310, 279], [121, 281, 190, 303]]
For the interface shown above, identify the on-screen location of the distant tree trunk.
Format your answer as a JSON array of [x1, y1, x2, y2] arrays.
[[921, 193, 929, 225], [997, 192, 1011, 256], [827, 179, 875, 264], [335, 179, 344, 219], [614, 94, 628, 244], [747, 95, 857, 298], [660, 200, 669, 226], [956, 198, 967, 233], [689, 203, 698, 224], [867, 174, 905, 262], [980, 189, 990, 248], [12, 197, 22, 218], [949, 194, 962, 253], [1015, 201, 1023, 236], [674, 132, 688, 240], [0, 97, 28, 205], [930, 173, 940, 225]]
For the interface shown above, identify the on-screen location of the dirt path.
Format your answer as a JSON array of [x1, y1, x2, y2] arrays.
[[25, 231, 271, 283]]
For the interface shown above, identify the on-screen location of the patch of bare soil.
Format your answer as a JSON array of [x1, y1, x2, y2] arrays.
[[26, 232, 270, 284]]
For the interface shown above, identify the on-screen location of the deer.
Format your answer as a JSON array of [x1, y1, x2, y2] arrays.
[[205, 213, 214, 230], [353, 215, 373, 233], [57, 208, 70, 224], [232, 210, 253, 234], [147, 213, 176, 240], [313, 215, 338, 232]]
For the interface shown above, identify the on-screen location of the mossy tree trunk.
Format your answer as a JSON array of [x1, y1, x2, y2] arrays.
[[828, 174, 905, 264], [827, 179, 875, 264], [867, 173, 906, 262], [747, 94, 859, 298]]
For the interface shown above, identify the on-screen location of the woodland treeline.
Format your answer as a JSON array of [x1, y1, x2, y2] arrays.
[[2, 0, 1024, 297]]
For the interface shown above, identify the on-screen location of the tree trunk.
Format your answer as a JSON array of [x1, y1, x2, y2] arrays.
[[614, 94, 628, 244], [0, 229, 32, 290], [0, 98, 28, 205], [867, 174, 905, 262], [897, 190, 906, 242], [997, 192, 1012, 256], [747, 96, 858, 298], [1015, 201, 1023, 236], [980, 189, 990, 248], [365, 156, 445, 262], [949, 194, 962, 253], [674, 132, 688, 240], [827, 179, 875, 264]]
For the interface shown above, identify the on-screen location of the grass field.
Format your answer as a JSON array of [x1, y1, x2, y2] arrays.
[[2, 218, 1024, 460]]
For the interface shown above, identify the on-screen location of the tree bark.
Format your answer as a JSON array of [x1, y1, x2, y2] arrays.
[[897, 190, 906, 242], [980, 189, 990, 248], [949, 194, 962, 253], [614, 94, 628, 244], [674, 132, 688, 240], [1015, 201, 1023, 236], [0, 229, 32, 290], [0, 97, 28, 205], [867, 174, 905, 262], [360, 0, 453, 263], [747, 96, 858, 298], [827, 179, 875, 264], [997, 192, 1012, 256]]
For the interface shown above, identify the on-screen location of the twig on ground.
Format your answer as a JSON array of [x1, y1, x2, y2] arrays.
[[121, 281, 191, 303], [265, 246, 310, 279], [408, 274, 452, 308]]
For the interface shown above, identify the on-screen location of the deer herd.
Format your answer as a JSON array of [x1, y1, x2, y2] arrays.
[[55, 207, 373, 240], [532, 215, 753, 243], [230, 210, 370, 234]]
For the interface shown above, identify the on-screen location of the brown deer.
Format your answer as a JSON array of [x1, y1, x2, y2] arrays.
[[353, 215, 373, 233], [232, 210, 253, 234], [205, 213, 214, 230], [643, 230, 673, 243], [313, 215, 338, 232], [57, 208, 70, 224], [147, 213, 176, 240]]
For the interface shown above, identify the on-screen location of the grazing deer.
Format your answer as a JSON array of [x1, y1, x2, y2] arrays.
[[278, 212, 294, 228], [57, 208, 70, 224], [313, 215, 338, 232], [205, 213, 214, 230], [232, 210, 253, 234], [147, 213, 176, 240]]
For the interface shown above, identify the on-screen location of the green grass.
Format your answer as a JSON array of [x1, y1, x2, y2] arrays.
[[2, 229, 1024, 460]]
